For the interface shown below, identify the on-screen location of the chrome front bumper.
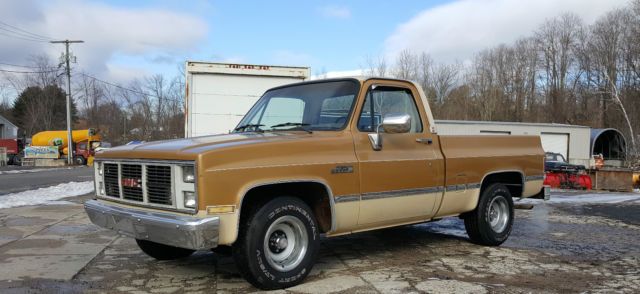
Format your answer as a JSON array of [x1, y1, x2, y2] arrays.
[[84, 200, 219, 250]]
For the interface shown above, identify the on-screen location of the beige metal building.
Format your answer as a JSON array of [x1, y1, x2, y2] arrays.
[[435, 120, 592, 167]]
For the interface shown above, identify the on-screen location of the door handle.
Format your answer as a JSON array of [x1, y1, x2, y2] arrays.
[[416, 138, 432, 145]]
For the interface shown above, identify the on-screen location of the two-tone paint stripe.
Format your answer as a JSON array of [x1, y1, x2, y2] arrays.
[[334, 186, 445, 203], [335, 175, 543, 203], [334, 194, 360, 203], [525, 175, 545, 181], [445, 182, 482, 192]]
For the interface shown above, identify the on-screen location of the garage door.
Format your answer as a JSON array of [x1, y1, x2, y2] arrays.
[[540, 133, 569, 160]]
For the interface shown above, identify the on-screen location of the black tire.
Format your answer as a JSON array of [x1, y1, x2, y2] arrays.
[[135, 239, 195, 260], [233, 196, 319, 290], [11, 154, 22, 166], [73, 156, 86, 165], [464, 183, 514, 246]]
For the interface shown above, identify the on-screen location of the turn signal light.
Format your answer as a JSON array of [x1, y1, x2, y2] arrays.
[[207, 205, 235, 214]]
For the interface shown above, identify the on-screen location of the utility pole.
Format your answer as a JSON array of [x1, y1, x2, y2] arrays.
[[50, 40, 83, 165]]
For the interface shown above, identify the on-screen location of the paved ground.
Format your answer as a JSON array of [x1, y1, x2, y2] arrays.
[[0, 191, 638, 293], [0, 166, 92, 194]]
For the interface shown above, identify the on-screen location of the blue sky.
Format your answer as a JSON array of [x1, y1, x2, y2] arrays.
[[106, 0, 450, 75], [0, 0, 630, 89]]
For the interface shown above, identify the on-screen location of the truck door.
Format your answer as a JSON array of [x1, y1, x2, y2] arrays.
[[77, 141, 88, 157], [351, 80, 444, 227]]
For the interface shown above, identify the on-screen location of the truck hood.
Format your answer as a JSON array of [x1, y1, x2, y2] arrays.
[[96, 132, 307, 160]]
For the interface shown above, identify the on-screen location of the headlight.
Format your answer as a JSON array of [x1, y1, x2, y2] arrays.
[[99, 182, 105, 195], [182, 165, 195, 183], [184, 191, 196, 208], [97, 162, 103, 175]]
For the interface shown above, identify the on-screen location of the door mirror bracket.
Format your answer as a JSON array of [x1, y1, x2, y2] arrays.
[[368, 113, 411, 151]]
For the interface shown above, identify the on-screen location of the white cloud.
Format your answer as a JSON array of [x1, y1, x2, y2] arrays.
[[105, 64, 152, 85], [318, 6, 351, 19], [0, 0, 208, 86], [311, 69, 365, 80], [384, 0, 628, 64]]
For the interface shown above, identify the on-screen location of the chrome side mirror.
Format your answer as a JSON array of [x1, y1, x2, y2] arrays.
[[368, 114, 411, 151], [382, 113, 411, 134]]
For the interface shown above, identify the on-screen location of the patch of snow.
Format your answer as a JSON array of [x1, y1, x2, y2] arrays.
[[517, 193, 640, 205], [0, 181, 94, 209], [0, 167, 74, 175]]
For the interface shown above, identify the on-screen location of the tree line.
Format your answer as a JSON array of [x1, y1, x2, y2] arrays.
[[0, 55, 185, 146], [368, 0, 640, 155]]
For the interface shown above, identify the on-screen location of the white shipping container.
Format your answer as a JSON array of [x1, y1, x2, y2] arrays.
[[185, 61, 310, 137], [435, 120, 592, 167]]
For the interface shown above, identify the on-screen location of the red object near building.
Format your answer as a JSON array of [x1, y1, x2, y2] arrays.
[[544, 172, 592, 190], [0, 139, 19, 154]]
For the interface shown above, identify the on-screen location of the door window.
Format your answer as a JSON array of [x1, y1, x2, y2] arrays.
[[357, 86, 423, 133]]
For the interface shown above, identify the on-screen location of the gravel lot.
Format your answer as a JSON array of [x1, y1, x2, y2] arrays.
[[0, 191, 638, 293]]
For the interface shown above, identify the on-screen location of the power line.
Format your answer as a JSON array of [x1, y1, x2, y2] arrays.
[[80, 73, 182, 102], [0, 68, 60, 74], [0, 62, 59, 69], [0, 20, 55, 41], [0, 30, 51, 43]]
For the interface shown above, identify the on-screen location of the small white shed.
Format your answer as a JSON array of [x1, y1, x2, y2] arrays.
[[435, 120, 592, 166]]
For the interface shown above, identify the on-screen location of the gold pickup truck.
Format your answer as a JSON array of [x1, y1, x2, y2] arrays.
[[85, 77, 547, 289]]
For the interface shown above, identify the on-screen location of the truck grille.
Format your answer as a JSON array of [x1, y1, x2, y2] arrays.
[[146, 165, 172, 205], [97, 161, 186, 210], [104, 163, 120, 197], [121, 164, 143, 201]]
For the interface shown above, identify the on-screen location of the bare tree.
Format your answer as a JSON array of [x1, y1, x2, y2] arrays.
[[535, 13, 582, 123], [365, 55, 388, 77], [394, 49, 419, 81], [75, 72, 105, 128]]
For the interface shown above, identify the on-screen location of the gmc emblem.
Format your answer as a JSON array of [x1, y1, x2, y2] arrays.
[[121, 178, 141, 188]]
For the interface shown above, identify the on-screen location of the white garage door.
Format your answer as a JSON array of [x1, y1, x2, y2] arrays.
[[540, 133, 569, 160]]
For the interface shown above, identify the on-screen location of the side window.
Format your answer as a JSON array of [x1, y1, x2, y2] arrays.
[[357, 86, 423, 133]]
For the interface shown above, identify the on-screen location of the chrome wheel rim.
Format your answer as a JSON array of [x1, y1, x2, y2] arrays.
[[488, 196, 509, 233], [263, 215, 308, 272]]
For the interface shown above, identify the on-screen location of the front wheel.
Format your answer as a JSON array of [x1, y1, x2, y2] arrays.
[[233, 197, 319, 290], [73, 156, 86, 165], [464, 183, 514, 246]]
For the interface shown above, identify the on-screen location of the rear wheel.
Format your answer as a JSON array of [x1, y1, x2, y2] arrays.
[[233, 196, 319, 290], [464, 183, 514, 246], [135, 239, 195, 260]]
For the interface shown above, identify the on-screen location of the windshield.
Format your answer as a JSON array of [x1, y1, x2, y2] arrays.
[[234, 80, 360, 133]]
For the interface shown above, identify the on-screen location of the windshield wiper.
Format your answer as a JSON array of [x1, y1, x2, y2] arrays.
[[270, 122, 312, 133], [234, 124, 264, 132]]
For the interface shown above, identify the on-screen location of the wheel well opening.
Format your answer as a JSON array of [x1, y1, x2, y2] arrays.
[[481, 172, 523, 197], [240, 182, 332, 233]]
